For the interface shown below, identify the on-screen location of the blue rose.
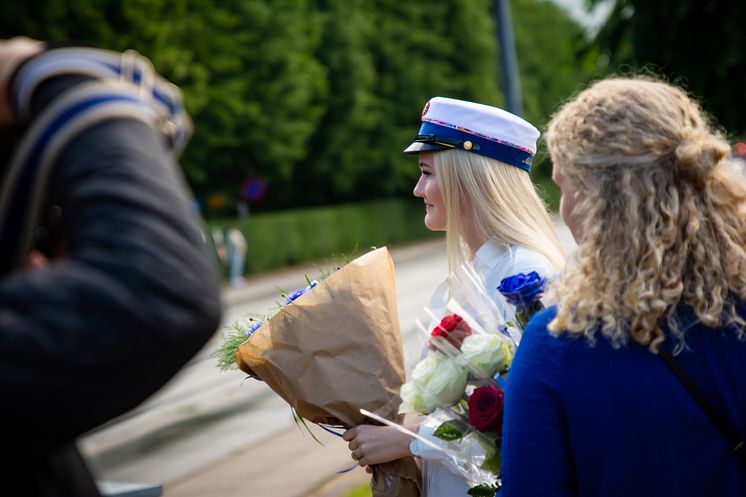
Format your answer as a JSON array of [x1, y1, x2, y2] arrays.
[[498, 271, 545, 307], [246, 321, 263, 337], [498, 271, 546, 329]]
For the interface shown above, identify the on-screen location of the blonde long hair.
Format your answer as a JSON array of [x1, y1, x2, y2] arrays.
[[545, 77, 746, 351], [434, 148, 564, 272]]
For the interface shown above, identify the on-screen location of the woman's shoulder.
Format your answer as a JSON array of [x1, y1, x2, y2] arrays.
[[518, 306, 585, 357], [510, 245, 556, 278], [522, 306, 559, 343], [509, 306, 571, 390]]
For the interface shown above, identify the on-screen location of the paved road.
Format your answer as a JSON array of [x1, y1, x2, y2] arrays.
[[81, 220, 575, 496]]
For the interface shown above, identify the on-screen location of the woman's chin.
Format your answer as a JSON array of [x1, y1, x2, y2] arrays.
[[423, 216, 446, 232]]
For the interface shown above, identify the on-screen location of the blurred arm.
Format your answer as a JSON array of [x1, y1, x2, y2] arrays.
[[0, 69, 222, 451]]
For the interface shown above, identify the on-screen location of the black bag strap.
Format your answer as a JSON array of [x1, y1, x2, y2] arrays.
[[658, 347, 746, 472]]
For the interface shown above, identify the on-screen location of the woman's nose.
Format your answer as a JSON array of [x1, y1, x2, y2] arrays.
[[413, 176, 425, 198]]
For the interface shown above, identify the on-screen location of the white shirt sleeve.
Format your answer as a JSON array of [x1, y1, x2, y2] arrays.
[[509, 246, 556, 279]]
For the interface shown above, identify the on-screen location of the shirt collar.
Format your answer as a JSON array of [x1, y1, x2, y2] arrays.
[[472, 239, 511, 270]]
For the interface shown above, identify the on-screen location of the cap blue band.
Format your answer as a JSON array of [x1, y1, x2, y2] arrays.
[[418, 121, 534, 172]]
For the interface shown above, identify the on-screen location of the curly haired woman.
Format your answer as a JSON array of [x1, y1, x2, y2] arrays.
[[500, 77, 746, 497]]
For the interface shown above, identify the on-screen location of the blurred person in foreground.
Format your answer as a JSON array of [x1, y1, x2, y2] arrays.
[[0, 38, 221, 496], [501, 77, 746, 496]]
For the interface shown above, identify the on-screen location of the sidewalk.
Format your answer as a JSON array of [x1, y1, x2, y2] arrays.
[[163, 423, 370, 497]]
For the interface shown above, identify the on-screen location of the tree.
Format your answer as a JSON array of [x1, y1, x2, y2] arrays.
[[589, 0, 746, 136], [2, 0, 593, 211]]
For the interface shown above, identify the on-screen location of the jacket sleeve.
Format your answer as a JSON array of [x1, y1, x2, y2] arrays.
[[0, 74, 222, 451]]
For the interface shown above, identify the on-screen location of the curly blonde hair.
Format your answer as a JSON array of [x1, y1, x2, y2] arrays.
[[545, 77, 746, 351]]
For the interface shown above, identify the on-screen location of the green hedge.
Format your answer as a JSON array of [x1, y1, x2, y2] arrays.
[[206, 198, 441, 276]]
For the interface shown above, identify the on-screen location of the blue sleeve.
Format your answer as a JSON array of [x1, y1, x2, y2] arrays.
[[501, 307, 575, 497]]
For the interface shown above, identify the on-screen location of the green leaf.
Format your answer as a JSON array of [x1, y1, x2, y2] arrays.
[[433, 420, 465, 442], [467, 483, 500, 497], [292, 407, 324, 445], [481, 449, 502, 474]]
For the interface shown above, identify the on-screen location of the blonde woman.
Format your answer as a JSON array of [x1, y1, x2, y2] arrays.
[[501, 77, 746, 497], [343, 97, 564, 497]]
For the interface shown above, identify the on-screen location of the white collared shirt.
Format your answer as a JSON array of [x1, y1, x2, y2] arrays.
[[413, 240, 555, 497], [427, 239, 554, 320]]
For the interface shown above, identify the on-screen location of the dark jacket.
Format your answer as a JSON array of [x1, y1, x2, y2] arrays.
[[0, 72, 222, 496]]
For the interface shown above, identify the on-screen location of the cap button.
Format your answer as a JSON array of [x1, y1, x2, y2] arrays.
[[463, 141, 473, 150]]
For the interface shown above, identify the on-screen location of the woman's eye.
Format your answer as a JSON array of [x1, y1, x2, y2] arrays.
[[421, 170, 431, 177]]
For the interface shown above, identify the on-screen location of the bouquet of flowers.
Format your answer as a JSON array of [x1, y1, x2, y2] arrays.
[[394, 266, 546, 496], [214, 247, 420, 497]]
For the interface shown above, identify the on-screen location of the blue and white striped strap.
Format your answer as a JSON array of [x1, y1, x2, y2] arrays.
[[11, 47, 191, 155], [0, 80, 162, 273]]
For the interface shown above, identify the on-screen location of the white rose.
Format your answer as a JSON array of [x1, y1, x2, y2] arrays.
[[410, 351, 442, 384], [399, 351, 442, 414], [398, 381, 424, 414], [420, 355, 468, 413], [461, 334, 515, 377]]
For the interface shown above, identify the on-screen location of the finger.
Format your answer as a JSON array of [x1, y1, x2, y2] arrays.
[[341, 428, 356, 442], [365, 465, 374, 474], [26, 250, 48, 270]]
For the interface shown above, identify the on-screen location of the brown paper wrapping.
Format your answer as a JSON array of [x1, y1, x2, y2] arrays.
[[236, 247, 420, 497]]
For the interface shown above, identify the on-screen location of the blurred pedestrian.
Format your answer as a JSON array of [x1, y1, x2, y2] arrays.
[[212, 227, 228, 265], [502, 77, 746, 496], [226, 226, 247, 287], [0, 38, 221, 496]]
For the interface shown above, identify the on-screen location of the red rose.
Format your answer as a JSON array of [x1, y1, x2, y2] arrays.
[[431, 314, 472, 349], [467, 385, 504, 433], [432, 314, 462, 336]]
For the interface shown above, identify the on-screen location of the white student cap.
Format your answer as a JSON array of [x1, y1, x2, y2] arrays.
[[403, 96, 540, 172]]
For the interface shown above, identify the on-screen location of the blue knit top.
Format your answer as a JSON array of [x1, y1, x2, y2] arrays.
[[501, 305, 746, 497]]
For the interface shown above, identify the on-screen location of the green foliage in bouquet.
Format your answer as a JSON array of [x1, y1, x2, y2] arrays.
[[481, 447, 501, 475], [213, 319, 264, 371], [467, 483, 501, 497]]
